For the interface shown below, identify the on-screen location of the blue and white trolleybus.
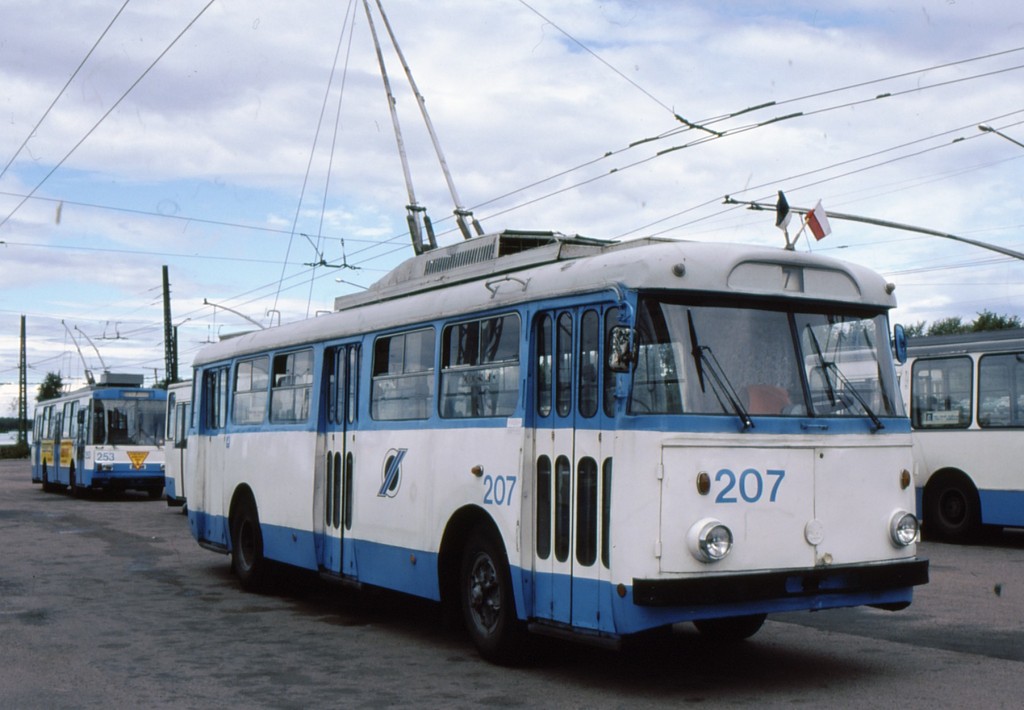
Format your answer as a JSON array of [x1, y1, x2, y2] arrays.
[[186, 231, 927, 661]]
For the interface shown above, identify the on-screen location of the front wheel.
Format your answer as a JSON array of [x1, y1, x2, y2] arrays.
[[460, 527, 525, 664], [230, 497, 268, 591], [693, 613, 766, 642]]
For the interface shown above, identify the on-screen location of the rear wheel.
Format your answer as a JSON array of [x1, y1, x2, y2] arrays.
[[460, 526, 525, 664], [925, 473, 981, 543], [231, 496, 267, 591], [693, 614, 766, 641]]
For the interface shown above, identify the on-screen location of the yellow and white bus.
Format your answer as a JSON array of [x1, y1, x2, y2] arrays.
[[32, 373, 166, 498]]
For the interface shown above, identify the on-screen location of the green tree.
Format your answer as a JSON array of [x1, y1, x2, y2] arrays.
[[36, 372, 63, 402], [927, 317, 967, 336], [970, 309, 1021, 332], [903, 321, 927, 338]]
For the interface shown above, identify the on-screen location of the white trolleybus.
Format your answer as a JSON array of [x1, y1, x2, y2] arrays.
[[186, 231, 927, 662], [32, 372, 167, 498], [901, 328, 1024, 542], [164, 379, 193, 508]]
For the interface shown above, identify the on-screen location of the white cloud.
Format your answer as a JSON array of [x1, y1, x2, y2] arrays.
[[2, 0, 1024, 415]]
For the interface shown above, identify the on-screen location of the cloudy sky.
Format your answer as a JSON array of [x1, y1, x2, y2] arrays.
[[1, 0, 1023, 415]]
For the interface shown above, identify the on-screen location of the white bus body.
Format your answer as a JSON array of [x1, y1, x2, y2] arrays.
[[164, 379, 193, 507], [901, 328, 1024, 541], [186, 232, 926, 661]]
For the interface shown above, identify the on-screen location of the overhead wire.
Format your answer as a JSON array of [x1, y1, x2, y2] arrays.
[[0, 0, 131, 183], [0, 0, 218, 231]]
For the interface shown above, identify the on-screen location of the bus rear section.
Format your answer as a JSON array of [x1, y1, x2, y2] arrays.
[[164, 380, 193, 507], [902, 329, 1024, 541]]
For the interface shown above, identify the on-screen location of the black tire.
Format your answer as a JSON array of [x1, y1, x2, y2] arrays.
[[925, 474, 981, 543], [69, 467, 82, 499], [41, 463, 57, 493], [693, 613, 766, 642], [230, 496, 267, 591], [147, 487, 163, 500], [459, 526, 525, 664]]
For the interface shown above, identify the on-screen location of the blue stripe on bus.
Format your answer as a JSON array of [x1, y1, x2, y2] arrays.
[[190, 512, 916, 636], [979, 489, 1024, 527]]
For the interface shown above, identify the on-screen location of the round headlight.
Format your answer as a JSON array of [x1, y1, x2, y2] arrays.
[[889, 511, 919, 547], [688, 519, 733, 562]]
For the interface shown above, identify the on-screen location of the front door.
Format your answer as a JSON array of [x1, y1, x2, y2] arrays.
[[315, 343, 359, 576], [531, 306, 616, 630]]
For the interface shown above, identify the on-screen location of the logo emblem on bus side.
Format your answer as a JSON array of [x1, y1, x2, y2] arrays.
[[378, 448, 407, 498]]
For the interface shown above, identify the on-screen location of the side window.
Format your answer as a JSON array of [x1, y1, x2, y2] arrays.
[[440, 313, 520, 418], [911, 356, 972, 429], [270, 350, 313, 423], [536, 456, 552, 560], [40, 406, 53, 439], [234, 356, 269, 425], [578, 310, 600, 419], [371, 328, 435, 420], [327, 346, 360, 426], [202, 367, 230, 431], [978, 353, 1024, 428], [62, 401, 76, 438], [166, 393, 177, 440], [603, 308, 620, 418], [536, 314, 553, 417], [556, 313, 573, 417]]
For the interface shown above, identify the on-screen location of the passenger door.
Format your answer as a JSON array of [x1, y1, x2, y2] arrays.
[[315, 343, 359, 576], [531, 306, 616, 630]]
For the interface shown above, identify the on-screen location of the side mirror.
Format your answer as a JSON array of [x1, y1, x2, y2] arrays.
[[607, 325, 634, 373], [892, 323, 908, 364]]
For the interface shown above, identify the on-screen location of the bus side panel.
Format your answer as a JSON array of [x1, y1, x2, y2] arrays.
[[350, 424, 524, 603]]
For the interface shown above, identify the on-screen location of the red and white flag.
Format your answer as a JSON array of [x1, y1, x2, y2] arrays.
[[806, 200, 831, 240]]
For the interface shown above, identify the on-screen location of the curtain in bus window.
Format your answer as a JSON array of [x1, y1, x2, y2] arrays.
[[978, 353, 1024, 427], [440, 314, 520, 418]]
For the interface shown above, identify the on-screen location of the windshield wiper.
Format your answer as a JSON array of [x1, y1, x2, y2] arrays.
[[688, 311, 753, 430], [804, 325, 884, 431]]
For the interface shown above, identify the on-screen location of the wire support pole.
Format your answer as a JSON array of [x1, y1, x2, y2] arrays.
[[724, 196, 1024, 263]]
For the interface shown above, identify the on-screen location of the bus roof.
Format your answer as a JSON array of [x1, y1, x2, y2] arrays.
[[193, 233, 897, 367], [906, 328, 1024, 358]]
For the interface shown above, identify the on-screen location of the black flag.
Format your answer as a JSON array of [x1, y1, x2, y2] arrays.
[[775, 190, 791, 231]]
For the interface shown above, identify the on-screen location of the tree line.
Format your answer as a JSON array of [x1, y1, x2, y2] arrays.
[[903, 309, 1021, 338]]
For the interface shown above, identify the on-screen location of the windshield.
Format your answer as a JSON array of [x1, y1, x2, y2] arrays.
[[92, 398, 166, 446], [629, 298, 903, 420]]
